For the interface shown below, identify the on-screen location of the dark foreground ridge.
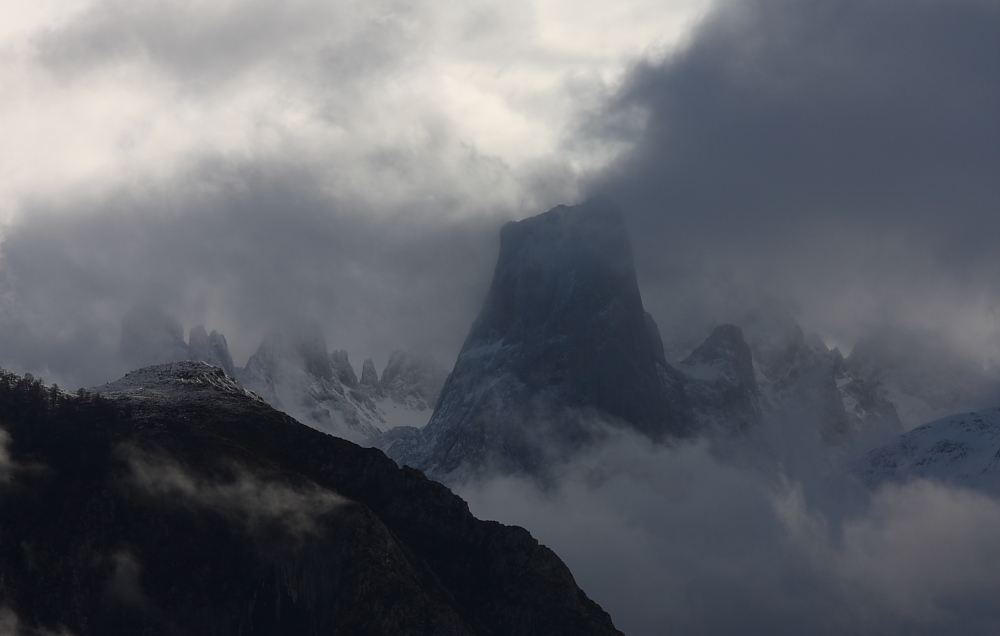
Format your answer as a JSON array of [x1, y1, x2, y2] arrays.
[[389, 197, 694, 482], [0, 362, 622, 636]]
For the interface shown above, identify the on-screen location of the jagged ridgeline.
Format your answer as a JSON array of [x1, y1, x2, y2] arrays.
[[0, 363, 622, 636], [117, 307, 449, 444], [388, 197, 697, 481]]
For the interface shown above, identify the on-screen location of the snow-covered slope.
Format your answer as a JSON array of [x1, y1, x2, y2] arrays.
[[91, 360, 267, 417], [114, 304, 446, 444], [738, 308, 902, 448], [235, 326, 383, 443], [232, 326, 447, 443], [853, 407, 1000, 495]]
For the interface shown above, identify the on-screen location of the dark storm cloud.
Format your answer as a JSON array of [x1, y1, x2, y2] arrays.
[[0, 156, 504, 388], [583, 0, 1000, 349]]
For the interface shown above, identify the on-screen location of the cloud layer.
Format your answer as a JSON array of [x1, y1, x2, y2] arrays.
[[460, 433, 1000, 636], [2, 0, 997, 389]]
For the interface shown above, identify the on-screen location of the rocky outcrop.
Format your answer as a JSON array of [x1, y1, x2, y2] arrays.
[[0, 363, 622, 635], [388, 198, 695, 482], [361, 358, 384, 397], [679, 324, 761, 435], [187, 324, 236, 376], [330, 349, 360, 388], [237, 326, 384, 443], [738, 309, 902, 447]]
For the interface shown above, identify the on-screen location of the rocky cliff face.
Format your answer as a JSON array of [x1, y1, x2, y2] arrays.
[[0, 363, 623, 636], [187, 324, 236, 376], [741, 311, 903, 447], [678, 324, 762, 436], [389, 198, 695, 482]]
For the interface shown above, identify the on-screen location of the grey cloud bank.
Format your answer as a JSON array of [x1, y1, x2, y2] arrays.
[[585, 0, 1000, 355], [461, 433, 1000, 636], [0, 161, 503, 387], [1, 0, 996, 390], [0, 0, 999, 633]]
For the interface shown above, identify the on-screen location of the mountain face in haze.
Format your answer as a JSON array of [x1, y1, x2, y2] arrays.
[[853, 407, 1000, 496], [678, 324, 762, 436], [234, 327, 448, 443], [845, 328, 1000, 429], [380, 351, 449, 412], [187, 323, 236, 376], [118, 303, 191, 370], [119, 304, 236, 377], [119, 307, 447, 444], [736, 309, 903, 449], [0, 362, 622, 636], [388, 198, 696, 482], [236, 325, 385, 443]]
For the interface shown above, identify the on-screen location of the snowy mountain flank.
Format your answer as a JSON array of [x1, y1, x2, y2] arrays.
[[853, 407, 1000, 495], [845, 327, 1000, 429], [117, 308, 447, 444], [237, 330, 448, 443]]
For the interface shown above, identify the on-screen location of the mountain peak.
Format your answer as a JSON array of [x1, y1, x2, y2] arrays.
[[388, 199, 694, 482], [679, 324, 761, 435]]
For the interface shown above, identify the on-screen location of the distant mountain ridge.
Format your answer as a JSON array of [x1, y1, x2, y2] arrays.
[[112, 205, 1000, 489], [116, 308, 448, 444], [385, 201, 915, 484]]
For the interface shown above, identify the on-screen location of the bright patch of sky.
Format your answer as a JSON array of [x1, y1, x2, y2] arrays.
[[0, 0, 712, 228]]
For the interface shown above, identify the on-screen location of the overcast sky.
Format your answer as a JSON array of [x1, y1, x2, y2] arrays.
[[0, 0, 711, 386], [4, 2, 1000, 634], [1, 0, 998, 389]]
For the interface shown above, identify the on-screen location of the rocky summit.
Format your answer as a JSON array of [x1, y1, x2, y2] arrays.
[[678, 324, 762, 436], [388, 198, 695, 482], [0, 362, 622, 636]]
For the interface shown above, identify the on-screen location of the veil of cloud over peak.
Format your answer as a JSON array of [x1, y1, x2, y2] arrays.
[[0, 0, 713, 388]]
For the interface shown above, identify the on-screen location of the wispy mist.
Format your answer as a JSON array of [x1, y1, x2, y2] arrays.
[[123, 446, 345, 537], [461, 432, 1000, 635]]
